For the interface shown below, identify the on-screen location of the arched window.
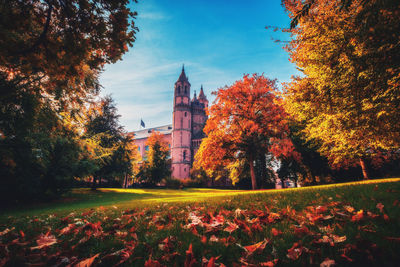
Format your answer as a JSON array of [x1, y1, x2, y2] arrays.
[[177, 85, 181, 94], [184, 112, 187, 117], [184, 85, 187, 94], [183, 150, 186, 160]]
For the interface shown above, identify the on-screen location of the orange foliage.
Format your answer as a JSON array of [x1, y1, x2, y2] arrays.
[[194, 74, 295, 189]]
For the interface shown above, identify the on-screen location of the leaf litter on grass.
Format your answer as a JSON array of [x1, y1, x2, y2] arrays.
[[0, 181, 399, 266]]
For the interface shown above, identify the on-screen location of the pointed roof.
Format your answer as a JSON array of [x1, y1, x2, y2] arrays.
[[177, 64, 189, 83], [192, 90, 198, 102], [198, 85, 207, 99]]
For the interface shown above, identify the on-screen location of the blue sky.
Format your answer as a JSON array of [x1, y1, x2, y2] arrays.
[[99, 0, 297, 131]]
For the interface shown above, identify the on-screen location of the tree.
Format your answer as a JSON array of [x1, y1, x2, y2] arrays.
[[194, 74, 295, 190], [85, 96, 128, 189], [0, 1, 138, 201], [137, 131, 170, 186], [282, 0, 400, 179], [277, 121, 333, 186]]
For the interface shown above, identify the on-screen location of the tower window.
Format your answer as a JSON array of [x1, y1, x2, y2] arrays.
[[177, 85, 181, 93], [184, 112, 187, 117], [183, 150, 186, 160], [184, 85, 187, 93]]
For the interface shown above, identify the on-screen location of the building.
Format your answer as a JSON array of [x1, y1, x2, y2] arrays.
[[133, 66, 208, 179]]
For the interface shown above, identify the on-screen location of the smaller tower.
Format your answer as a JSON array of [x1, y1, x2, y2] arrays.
[[198, 85, 209, 108], [191, 85, 209, 161]]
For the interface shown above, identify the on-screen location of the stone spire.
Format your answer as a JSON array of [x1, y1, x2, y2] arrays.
[[177, 64, 188, 83], [192, 90, 197, 102], [198, 85, 206, 99]]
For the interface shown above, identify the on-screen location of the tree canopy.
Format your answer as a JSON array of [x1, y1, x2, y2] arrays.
[[137, 131, 171, 186], [282, 0, 400, 178], [194, 74, 295, 189]]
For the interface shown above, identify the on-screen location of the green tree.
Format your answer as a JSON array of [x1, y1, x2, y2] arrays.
[[0, 0, 138, 201], [85, 96, 126, 189], [137, 131, 170, 186]]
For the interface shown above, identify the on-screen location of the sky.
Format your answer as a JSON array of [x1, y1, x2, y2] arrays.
[[99, 0, 298, 132]]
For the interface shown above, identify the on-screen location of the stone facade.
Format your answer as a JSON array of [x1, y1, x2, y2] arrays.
[[133, 66, 208, 179]]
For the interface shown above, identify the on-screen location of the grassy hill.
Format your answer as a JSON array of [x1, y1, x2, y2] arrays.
[[0, 178, 399, 266]]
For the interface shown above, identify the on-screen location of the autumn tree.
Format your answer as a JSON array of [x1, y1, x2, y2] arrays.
[[0, 1, 137, 200], [282, 0, 400, 179], [84, 96, 136, 189], [136, 131, 170, 186], [194, 74, 295, 190]]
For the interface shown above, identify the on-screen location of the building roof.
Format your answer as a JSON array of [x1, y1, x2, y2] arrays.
[[176, 65, 189, 83], [198, 85, 207, 100], [132, 124, 173, 140]]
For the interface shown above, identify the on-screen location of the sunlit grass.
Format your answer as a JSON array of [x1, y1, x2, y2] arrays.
[[1, 178, 399, 218], [1, 178, 399, 266]]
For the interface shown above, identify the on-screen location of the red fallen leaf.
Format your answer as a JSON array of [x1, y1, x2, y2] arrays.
[[385, 236, 400, 242], [320, 258, 335, 267], [260, 259, 278, 266], [244, 239, 269, 256], [393, 200, 399, 206], [75, 253, 100, 267], [81, 209, 95, 217], [332, 235, 347, 243], [201, 235, 207, 244], [267, 212, 281, 223], [129, 226, 136, 233], [207, 257, 216, 267], [315, 205, 327, 213], [341, 253, 353, 262], [224, 222, 239, 233], [287, 242, 308, 260], [60, 223, 75, 235], [271, 228, 282, 236], [234, 218, 252, 236], [251, 223, 263, 232], [343, 206, 355, 213], [383, 214, 389, 221], [351, 210, 364, 222], [209, 235, 219, 242], [144, 256, 161, 267], [20, 230, 25, 238], [294, 225, 309, 236], [367, 211, 379, 219], [184, 243, 196, 267], [0, 227, 14, 236], [376, 203, 384, 213], [31, 231, 57, 250], [190, 225, 199, 236]]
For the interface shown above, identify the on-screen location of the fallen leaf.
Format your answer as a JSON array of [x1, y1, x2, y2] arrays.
[[351, 210, 363, 222], [320, 258, 335, 267], [31, 232, 57, 250], [75, 253, 100, 267], [244, 239, 269, 256], [224, 222, 239, 233], [376, 203, 384, 213], [0, 227, 14, 236]]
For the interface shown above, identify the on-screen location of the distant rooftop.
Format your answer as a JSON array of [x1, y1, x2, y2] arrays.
[[132, 124, 173, 139]]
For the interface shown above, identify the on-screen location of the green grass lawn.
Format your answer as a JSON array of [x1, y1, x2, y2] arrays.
[[0, 178, 399, 266]]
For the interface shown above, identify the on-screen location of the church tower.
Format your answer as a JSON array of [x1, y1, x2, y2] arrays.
[[171, 66, 192, 179]]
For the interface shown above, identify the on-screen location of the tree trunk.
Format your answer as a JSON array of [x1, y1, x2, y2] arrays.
[[258, 153, 267, 189], [359, 158, 369, 180], [249, 156, 258, 190], [124, 174, 128, 188], [91, 176, 97, 190]]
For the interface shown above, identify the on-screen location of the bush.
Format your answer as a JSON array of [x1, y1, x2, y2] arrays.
[[164, 177, 183, 189]]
